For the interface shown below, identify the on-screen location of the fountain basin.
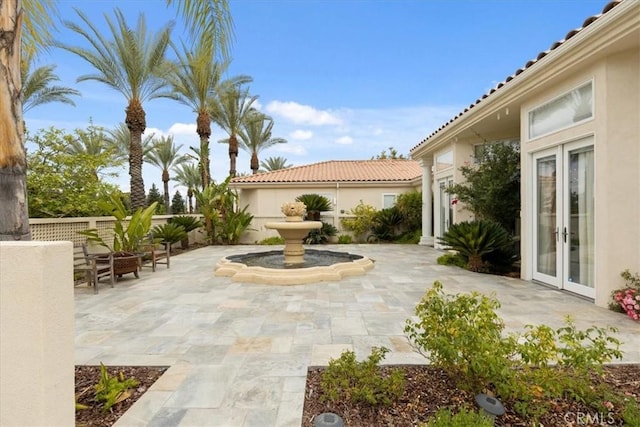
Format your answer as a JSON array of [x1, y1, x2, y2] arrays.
[[215, 249, 375, 285]]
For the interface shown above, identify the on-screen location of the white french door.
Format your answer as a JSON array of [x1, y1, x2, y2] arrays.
[[532, 137, 595, 298]]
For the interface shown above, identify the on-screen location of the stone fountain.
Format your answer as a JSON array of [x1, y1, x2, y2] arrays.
[[214, 201, 374, 285]]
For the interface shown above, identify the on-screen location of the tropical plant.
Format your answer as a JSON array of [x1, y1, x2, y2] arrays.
[[94, 363, 139, 413], [260, 156, 292, 172], [169, 215, 203, 248], [163, 38, 250, 187], [210, 81, 259, 177], [20, 50, 80, 113], [56, 8, 174, 210], [145, 135, 188, 213], [438, 220, 514, 272], [446, 142, 520, 233], [295, 194, 332, 221], [238, 111, 287, 174], [216, 205, 254, 245], [370, 207, 404, 242], [173, 162, 202, 213], [105, 122, 155, 165], [79, 193, 158, 254], [305, 222, 338, 244], [151, 223, 187, 244]]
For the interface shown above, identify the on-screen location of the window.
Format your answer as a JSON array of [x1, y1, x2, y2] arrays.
[[382, 193, 397, 209], [529, 81, 593, 139], [435, 150, 453, 171]]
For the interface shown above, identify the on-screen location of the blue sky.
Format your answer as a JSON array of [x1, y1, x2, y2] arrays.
[[24, 0, 607, 195]]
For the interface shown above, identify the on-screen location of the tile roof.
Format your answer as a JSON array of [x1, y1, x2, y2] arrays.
[[411, 0, 623, 152], [230, 160, 422, 184]]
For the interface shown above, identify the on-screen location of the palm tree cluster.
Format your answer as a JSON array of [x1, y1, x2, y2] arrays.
[[2, 0, 291, 238]]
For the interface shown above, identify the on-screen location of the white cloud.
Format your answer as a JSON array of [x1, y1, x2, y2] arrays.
[[335, 136, 353, 145], [290, 129, 313, 140], [167, 122, 197, 137], [266, 100, 342, 126]]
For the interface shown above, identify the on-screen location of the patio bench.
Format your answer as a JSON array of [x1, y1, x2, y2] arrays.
[[73, 243, 115, 294]]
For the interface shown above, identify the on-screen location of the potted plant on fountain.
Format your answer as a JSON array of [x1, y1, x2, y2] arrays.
[[79, 193, 158, 279], [295, 194, 332, 221]]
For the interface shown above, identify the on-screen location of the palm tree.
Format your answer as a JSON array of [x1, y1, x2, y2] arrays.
[[173, 162, 202, 214], [0, 0, 233, 241], [163, 38, 251, 187], [260, 156, 292, 172], [237, 112, 287, 174], [145, 135, 188, 213], [105, 122, 155, 165], [65, 120, 119, 179], [21, 51, 80, 114], [56, 8, 173, 210], [210, 82, 258, 177]]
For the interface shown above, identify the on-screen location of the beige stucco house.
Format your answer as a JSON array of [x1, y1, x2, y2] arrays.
[[230, 159, 422, 243], [411, 0, 639, 307]]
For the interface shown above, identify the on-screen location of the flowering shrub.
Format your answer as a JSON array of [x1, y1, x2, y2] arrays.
[[281, 201, 306, 217], [612, 270, 640, 321]]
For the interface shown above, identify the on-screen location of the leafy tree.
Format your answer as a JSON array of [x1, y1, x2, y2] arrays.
[[20, 50, 80, 113], [446, 142, 520, 233], [237, 111, 287, 174], [371, 147, 407, 160], [171, 191, 186, 214], [26, 127, 119, 218], [395, 191, 422, 232], [146, 183, 165, 213], [210, 81, 258, 177], [56, 8, 174, 210], [260, 156, 292, 172], [145, 135, 187, 213]]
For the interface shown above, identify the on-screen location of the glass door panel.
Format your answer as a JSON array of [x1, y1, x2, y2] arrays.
[[536, 155, 558, 278], [438, 178, 453, 237], [563, 144, 595, 297]]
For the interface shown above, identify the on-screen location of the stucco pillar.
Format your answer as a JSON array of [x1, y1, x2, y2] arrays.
[[0, 241, 75, 426], [419, 158, 434, 246]]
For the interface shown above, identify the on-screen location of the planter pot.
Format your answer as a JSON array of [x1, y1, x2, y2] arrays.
[[98, 253, 140, 279]]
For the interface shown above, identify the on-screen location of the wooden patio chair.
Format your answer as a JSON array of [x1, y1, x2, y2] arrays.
[[138, 235, 170, 272], [73, 243, 114, 294]]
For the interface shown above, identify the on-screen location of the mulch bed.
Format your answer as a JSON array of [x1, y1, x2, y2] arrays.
[[302, 364, 640, 427]]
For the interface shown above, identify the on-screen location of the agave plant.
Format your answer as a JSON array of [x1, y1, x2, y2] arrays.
[[438, 220, 513, 272]]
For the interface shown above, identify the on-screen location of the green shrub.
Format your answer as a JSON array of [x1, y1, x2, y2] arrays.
[[337, 234, 352, 244], [340, 201, 378, 243], [425, 407, 493, 427], [395, 190, 422, 231], [305, 221, 338, 244], [320, 347, 405, 406], [438, 220, 514, 272], [259, 236, 285, 245], [436, 252, 467, 268], [169, 215, 203, 232], [404, 281, 514, 391], [94, 363, 139, 413], [395, 229, 421, 244], [370, 207, 403, 242], [152, 223, 187, 244]]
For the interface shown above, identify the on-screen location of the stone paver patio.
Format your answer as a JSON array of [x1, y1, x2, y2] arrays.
[[74, 244, 640, 427]]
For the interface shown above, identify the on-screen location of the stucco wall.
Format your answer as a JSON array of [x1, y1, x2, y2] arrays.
[[235, 183, 420, 243], [0, 242, 75, 426]]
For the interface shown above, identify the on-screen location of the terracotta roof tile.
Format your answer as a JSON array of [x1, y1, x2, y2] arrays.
[[230, 160, 422, 184], [411, 0, 623, 152]]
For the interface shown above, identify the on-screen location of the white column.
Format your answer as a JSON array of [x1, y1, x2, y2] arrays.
[[0, 241, 75, 426], [419, 158, 434, 246]]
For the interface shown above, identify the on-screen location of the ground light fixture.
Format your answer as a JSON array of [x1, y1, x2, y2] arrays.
[[314, 412, 344, 427], [475, 393, 505, 424]]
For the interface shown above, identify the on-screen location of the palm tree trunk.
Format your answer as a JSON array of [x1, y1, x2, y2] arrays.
[[228, 133, 238, 177], [187, 188, 193, 213], [196, 110, 211, 187], [0, 4, 31, 241], [126, 99, 146, 210], [162, 170, 170, 214], [250, 152, 259, 174]]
